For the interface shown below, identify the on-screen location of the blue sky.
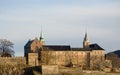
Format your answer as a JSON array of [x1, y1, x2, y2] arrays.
[[0, 0, 120, 56]]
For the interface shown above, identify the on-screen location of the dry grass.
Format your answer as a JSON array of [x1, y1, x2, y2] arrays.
[[0, 64, 42, 75]]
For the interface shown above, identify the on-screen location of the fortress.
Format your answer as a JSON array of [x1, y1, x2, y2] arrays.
[[24, 32, 105, 69], [0, 31, 119, 75]]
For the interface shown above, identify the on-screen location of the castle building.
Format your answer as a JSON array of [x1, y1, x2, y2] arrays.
[[24, 32, 105, 69]]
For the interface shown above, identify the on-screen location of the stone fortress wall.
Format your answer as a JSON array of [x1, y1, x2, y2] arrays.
[[0, 57, 26, 65], [27, 50, 104, 68]]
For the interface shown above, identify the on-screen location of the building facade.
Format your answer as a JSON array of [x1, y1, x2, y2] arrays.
[[24, 32, 105, 69]]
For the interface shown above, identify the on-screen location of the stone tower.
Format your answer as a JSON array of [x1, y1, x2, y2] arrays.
[[83, 32, 90, 48], [40, 30, 45, 45]]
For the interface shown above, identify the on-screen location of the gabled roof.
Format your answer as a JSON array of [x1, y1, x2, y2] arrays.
[[24, 40, 33, 48], [42, 45, 71, 51], [90, 44, 104, 50]]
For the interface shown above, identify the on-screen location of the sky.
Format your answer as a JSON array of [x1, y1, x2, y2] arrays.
[[0, 0, 120, 56]]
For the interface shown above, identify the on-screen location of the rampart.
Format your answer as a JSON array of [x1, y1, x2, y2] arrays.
[[0, 57, 26, 65]]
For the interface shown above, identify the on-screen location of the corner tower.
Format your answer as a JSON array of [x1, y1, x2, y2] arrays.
[[83, 32, 90, 48]]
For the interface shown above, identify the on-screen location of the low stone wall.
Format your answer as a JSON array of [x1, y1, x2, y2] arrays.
[[0, 57, 26, 65], [42, 65, 59, 75]]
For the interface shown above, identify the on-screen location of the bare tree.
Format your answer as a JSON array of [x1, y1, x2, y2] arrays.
[[0, 39, 14, 57]]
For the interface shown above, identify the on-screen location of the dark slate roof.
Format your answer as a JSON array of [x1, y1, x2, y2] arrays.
[[112, 50, 120, 57], [24, 40, 33, 48], [42, 45, 71, 51], [90, 44, 104, 50], [71, 48, 91, 51]]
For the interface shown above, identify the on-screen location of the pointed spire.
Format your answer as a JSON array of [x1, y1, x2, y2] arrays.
[[40, 26, 45, 45], [83, 32, 90, 48], [84, 32, 89, 42], [40, 33, 45, 41]]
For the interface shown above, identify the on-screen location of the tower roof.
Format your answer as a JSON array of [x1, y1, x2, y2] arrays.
[[84, 32, 90, 42], [40, 29, 45, 42], [24, 40, 33, 48], [42, 45, 71, 51], [40, 32, 44, 41]]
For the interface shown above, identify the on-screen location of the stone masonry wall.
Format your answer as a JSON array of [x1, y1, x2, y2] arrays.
[[28, 53, 39, 66], [0, 57, 26, 65]]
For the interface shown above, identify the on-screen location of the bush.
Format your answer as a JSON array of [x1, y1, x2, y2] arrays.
[[0, 64, 27, 75]]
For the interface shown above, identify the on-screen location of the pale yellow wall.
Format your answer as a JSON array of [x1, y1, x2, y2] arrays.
[[28, 53, 39, 66], [56, 51, 66, 65], [90, 50, 105, 60], [41, 51, 88, 67], [28, 48, 105, 69], [46, 50, 105, 68], [77, 51, 87, 66], [90, 50, 105, 69]]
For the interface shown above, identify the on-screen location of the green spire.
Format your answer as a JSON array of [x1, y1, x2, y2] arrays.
[[40, 27, 45, 42], [40, 32, 45, 42]]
